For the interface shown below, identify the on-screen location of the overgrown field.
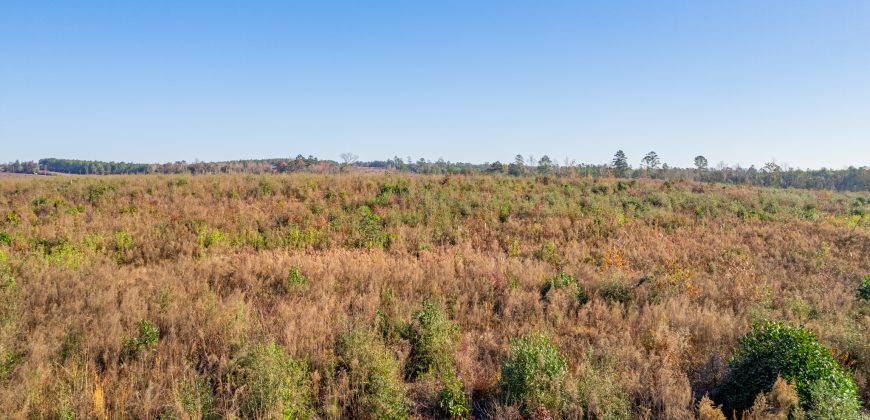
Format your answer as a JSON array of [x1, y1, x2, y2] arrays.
[[0, 174, 868, 418]]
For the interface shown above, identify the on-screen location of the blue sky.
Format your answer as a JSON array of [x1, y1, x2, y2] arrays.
[[2, 1, 869, 168]]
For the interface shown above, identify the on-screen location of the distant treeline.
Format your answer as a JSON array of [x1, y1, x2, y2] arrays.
[[2, 153, 870, 192]]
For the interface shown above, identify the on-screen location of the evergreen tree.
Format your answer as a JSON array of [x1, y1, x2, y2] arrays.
[[611, 150, 629, 177]]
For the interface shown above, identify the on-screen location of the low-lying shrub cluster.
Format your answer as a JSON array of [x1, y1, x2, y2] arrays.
[[227, 343, 313, 419], [500, 334, 568, 416], [717, 321, 862, 417]]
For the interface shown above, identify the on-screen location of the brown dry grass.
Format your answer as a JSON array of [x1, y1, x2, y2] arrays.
[[0, 174, 867, 418]]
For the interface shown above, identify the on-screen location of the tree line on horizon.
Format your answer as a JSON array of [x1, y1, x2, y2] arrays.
[[1, 151, 869, 191]]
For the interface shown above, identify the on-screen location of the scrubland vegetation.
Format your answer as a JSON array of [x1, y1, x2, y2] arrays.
[[0, 173, 868, 418]]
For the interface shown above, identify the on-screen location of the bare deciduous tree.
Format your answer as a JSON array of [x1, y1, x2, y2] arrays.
[[340, 153, 358, 166]]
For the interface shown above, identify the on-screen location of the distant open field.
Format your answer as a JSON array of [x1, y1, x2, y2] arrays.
[[0, 174, 868, 418]]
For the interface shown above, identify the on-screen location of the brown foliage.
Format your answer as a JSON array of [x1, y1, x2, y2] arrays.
[[0, 174, 867, 418]]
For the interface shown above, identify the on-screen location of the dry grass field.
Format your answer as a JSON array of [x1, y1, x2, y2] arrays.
[[0, 174, 868, 418]]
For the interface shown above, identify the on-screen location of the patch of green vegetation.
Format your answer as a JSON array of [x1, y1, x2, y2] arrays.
[[0, 349, 24, 381], [3, 212, 21, 227], [122, 320, 160, 361], [540, 272, 588, 305], [500, 334, 568, 416], [438, 369, 470, 419], [178, 378, 218, 420], [406, 301, 459, 379], [228, 343, 312, 419], [115, 231, 133, 252], [0, 252, 14, 290], [858, 274, 870, 301], [196, 224, 227, 249], [348, 206, 394, 249], [0, 232, 11, 247], [336, 327, 407, 419], [278, 266, 310, 294], [598, 277, 633, 304], [717, 321, 862, 416], [86, 183, 116, 204]]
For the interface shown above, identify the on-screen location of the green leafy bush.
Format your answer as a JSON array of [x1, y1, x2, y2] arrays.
[[349, 206, 394, 249], [438, 369, 470, 419], [717, 321, 861, 415], [534, 242, 560, 265], [278, 266, 310, 293], [115, 231, 133, 252], [500, 334, 568, 415], [0, 232, 11, 246], [178, 378, 218, 420], [0, 252, 15, 289], [3, 211, 21, 227], [858, 274, 870, 301], [336, 327, 407, 419], [122, 320, 159, 360], [228, 343, 312, 419], [540, 273, 588, 305], [598, 278, 633, 304], [805, 379, 864, 419], [406, 301, 459, 379]]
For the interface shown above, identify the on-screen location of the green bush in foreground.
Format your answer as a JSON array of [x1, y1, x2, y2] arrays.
[[717, 321, 862, 416], [229, 343, 312, 419], [500, 334, 568, 416], [438, 369, 470, 419], [337, 327, 407, 419], [858, 274, 870, 301], [406, 301, 459, 379]]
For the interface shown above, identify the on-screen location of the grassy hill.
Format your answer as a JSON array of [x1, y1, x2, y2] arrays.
[[0, 174, 868, 417]]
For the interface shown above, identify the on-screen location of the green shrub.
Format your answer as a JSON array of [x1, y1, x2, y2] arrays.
[[349, 206, 394, 249], [3, 211, 21, 226], [0, 232, 11, 246], [86, 183, 116, 204], [178, 378, 218, 420], [858, 274, 870, 301], [805, 379, 864, 419], [115, 231, 133, 252], [196, 224, 227, 249], [229, 343, 312, 419], [279, 266, 309, 293], [406, 301, 460, 379], [438, 369, 470, 419], [717, 321, 861, 415], [598, 278, 633, 304], [0, 252, 15, 289], [336, 327, 407, 419], [376, 308, 406, 345], [534, 242, 559, 264], [540, 273, 588, 305], [500, 334, 568, 415], [122, 320, 159, 360]]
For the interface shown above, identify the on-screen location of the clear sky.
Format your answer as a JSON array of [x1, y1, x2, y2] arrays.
[[2, 1, 869, 168]]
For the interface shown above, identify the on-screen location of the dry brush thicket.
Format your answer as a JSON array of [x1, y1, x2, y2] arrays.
[[0, 174, 868, 418]]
